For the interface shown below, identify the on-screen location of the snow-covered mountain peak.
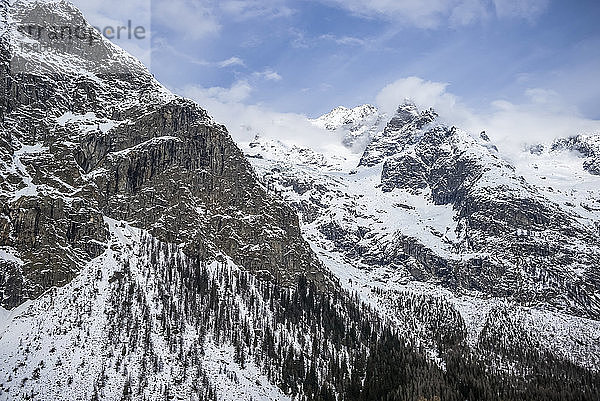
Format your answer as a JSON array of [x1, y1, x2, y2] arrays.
[[313, 104, 379, 130], [312, 104, 386, 150], [394, 100, 420, 119], [4, 0, 148, 76], [358, 102, 439, 167], [245, 96, 600, 375], [525, 133, 600, 176]]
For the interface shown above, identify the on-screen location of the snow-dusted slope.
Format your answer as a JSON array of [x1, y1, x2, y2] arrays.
[[0, 219, 290, 401], [517, 135, 600, 229], [243, 102, 600, 371], [2, 1, 600, 400]]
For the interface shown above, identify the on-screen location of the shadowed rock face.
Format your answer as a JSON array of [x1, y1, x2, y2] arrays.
[[0, 2, 331, 309], [381, 155, 428, 192]]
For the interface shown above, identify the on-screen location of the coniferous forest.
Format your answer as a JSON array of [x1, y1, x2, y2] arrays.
[[1, 2, 600, 399], [95, 233, 600, 401]]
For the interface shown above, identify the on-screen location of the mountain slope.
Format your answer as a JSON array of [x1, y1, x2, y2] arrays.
[[0, 0, 331, 311], [1, 1, 600, 400], [243, 102, 600, 371]]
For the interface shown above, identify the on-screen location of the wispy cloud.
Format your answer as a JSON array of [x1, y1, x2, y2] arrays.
[[175, 72, 600, 166], [448, 0, 490, 26], [319, 0, 549, 28], [288, 28, 309, 49], [182, 80, 253, 104], [179, 82, 339, 154], [153, 38, 244, 69], [376, 76, 459, 117], [218, 57, 246, 68], [220, 0, 295, 20], [285, 31, 370, 51], [493, 0, 549, 21], [153, 0, 221, 40], [319, 34, 367, 46], [253, 68, 283, 81]]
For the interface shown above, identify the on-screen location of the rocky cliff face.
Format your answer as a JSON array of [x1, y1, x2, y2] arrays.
[[0, 0, 330, 310], [2, 1, 600, 400], [359, 103, 437, 167]]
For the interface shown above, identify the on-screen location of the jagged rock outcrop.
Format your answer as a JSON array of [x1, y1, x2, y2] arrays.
[[381, 155, 428, 192], [359, 102, 437, 167], [358, 103, 600, 317]]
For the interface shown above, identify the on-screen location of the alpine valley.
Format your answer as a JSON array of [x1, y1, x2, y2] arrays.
[[1, 1, 600, 400]]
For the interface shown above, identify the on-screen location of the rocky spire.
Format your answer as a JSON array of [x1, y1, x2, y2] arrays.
[[358, 101, 438, 167]]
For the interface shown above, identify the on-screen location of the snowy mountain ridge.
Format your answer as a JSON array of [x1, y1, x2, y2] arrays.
[[1, 1, 600, 400], [311, 103, 387, 151], [243, 101, 600, 371]]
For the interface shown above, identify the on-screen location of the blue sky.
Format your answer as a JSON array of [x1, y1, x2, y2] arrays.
[[144, 0, 600, 118], [73, 0, 600, 150]]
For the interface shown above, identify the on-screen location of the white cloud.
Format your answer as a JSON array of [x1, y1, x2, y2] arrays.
[[375, 76, 600, 155], [218, 57, 245, 68], [178, 73, 600, 163], [375, 76, 462, 118], [484, 101, 600, 146], [75, 0, 296, 46], [152, 37, 209, 66], [319, 34, 367, 46], [253, 69, 283, 81], [220, 0, 294, 20], [152, 40, 245, 69], [449, 0, 489, 26], [288, 28, 309, 49], [179, 83, 340, 154], [153, 0, 221, 40], [524, 88, 562, 107], [72, 0, 151, 26], [183, 80, 253, 104]]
